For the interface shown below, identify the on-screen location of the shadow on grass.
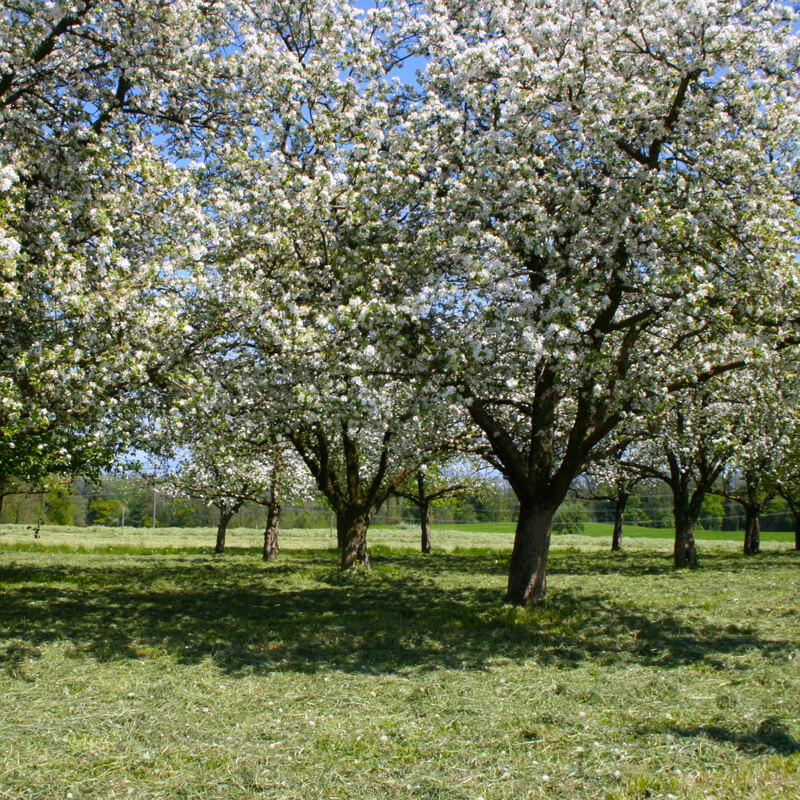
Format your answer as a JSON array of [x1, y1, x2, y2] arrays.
[[659, 718, 800, 756], [0, 547, 796, 679]]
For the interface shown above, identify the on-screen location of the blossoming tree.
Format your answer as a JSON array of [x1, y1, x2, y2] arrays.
[[402, 0, 800, 602], [0, 0, 256, 494]]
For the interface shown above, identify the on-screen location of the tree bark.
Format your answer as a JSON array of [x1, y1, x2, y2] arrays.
[[338, 511, 371, 569], [505, 500, 555, 605], [416, 469, 433, 553], [743, 504, 761, 555], [215, 510, 234, 554], [787, 498, 800, 551], [263, 498, 281, 562], [420, 499, 432, 553], [673, 499, 699, 567], [611, 489, 628, 552], [336, 515, 346, 550], [795, 513, 800, 552]]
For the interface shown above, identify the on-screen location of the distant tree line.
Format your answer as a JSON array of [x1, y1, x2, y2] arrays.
[[2, 474, 794, 534]]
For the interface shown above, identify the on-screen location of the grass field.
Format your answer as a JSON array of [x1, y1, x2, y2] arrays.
[[1, 524, 798, 799]]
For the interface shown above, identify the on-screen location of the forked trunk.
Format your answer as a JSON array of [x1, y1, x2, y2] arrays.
[[338, 512, 371, 569], [263, 498, 281, 562], [420, 499, 432, 554], [505, 501, 555, 605], [673, 508, 698, 567], [215, 510, 234, 554], [611, 490, 628, 552], [743, 505, 761, 555]]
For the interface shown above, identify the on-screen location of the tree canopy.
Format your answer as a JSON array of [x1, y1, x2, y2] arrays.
[[3, 0, 799, 603]]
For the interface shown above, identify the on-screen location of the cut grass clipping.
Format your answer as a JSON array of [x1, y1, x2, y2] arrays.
[[1, 525, 798, 799]]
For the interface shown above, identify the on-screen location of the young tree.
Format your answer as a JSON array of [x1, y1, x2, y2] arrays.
[[394, 459, 487, 553], [717, 469, 776, 556], [285, 376, 466, 568], [578, 462, 645, 553], [151, 362, 313, 556], [714, 369, 800, 555], [400, 0, 800, 602], [620, 386, 744, 566]]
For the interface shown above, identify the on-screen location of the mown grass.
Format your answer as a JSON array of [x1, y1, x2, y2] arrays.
[[0, 519, 792, 557], [0, 528, 798, 799]]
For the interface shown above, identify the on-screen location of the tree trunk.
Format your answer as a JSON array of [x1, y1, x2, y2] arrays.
[[338, 511, 371, 569], [505, 500, 556, 605], [611, 489, 628, 552], [215, 510, 234, 554], [263, 499, 281, 562], [417, 470, 432, 553], [796, 516, 800, 552], [336, 515, 347, 550], [673, 503, 698, 568], [420, 499, 432, 554], [786, 499, 800, 551], [743, 505, 761, 555]]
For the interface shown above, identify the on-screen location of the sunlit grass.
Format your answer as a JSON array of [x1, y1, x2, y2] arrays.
[[0, 520, 792, 557], [1, 530, 798, 799]]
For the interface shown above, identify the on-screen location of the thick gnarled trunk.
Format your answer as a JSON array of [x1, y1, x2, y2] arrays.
[[673, 513, 698, 567], [263, 497, 281, 562], [505, 501, 556, 605], [338, 511, 371, 569], [672, 493, 699, 567]]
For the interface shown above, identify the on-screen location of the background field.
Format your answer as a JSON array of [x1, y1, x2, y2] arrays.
[[1, 525, 798, 799], [0, 520, 794, 554]]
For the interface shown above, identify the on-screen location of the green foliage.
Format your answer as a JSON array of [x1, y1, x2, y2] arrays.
[[699, 494, 725, 530], [553, 498, 589, 534], [86, 498, 124, 526], [44, 486, 74, 526]]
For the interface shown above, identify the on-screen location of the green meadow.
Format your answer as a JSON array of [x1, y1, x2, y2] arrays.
[[1, 524, 798, 799]]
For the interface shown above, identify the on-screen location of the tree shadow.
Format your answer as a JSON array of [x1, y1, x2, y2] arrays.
[[652, 718, 800, 756], [382, 547, 798, 580], [546, 548, 799, 577], [0, 551, 794, 678]]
